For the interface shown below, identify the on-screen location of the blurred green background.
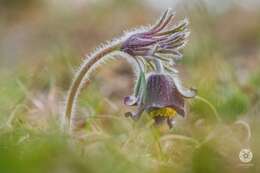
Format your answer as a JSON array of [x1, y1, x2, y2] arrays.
[[0, 0, 260, 173]]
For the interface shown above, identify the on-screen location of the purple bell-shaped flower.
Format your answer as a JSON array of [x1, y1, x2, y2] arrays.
[[124, 73, 196, 128]]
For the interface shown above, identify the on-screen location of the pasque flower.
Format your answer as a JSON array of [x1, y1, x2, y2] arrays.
[[124, 73, 196, 128], [121, 9, 196, 128], [64, 8, 195, 131]]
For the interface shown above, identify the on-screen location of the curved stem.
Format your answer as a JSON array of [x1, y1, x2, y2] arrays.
[[195, 95, 222, 123], [64, 42, 121, 131], [234, 120, 251, 143]]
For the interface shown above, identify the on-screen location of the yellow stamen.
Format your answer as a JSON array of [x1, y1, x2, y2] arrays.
[[149, 107, 177, 118]]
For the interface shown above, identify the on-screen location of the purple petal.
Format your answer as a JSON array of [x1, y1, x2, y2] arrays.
[[124, 96, 139, 106], [144, 73, 186, 117], [154, 18, 188, 36], [147, 9, 173, 35]]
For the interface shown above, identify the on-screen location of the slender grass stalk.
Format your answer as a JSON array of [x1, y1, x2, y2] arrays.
[[160, 134, 199, 146], [234, 120, 251, 142], [195, 95, 222, 123], [151, 126, 165, 161], [6, 104, 29, 128], [64, 42, 122, 132]]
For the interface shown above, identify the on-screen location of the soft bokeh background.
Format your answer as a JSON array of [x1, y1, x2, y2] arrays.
[[0, 0, 260, 173]]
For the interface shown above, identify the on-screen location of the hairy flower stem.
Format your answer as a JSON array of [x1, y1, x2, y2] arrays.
[[64, 42, 121, 131]]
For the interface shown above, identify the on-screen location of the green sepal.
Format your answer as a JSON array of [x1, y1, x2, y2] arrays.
[[134, 71, 146, 98]]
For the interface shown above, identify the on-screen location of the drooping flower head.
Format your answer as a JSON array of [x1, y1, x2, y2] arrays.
[[122, 9, 196, 128], [124, 73, 196, 128]]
